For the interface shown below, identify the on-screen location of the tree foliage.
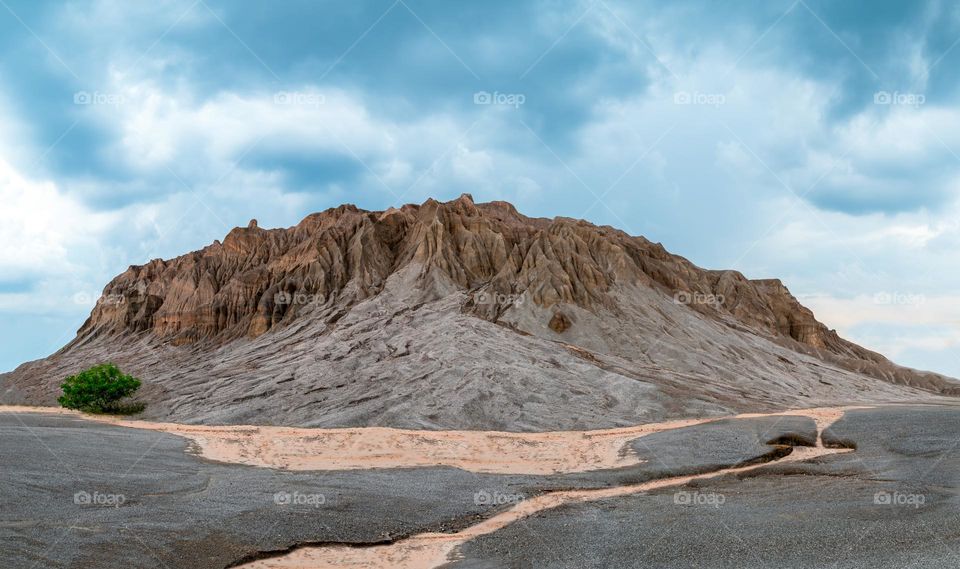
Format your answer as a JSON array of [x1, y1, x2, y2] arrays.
[[58, 364, 143, 414]]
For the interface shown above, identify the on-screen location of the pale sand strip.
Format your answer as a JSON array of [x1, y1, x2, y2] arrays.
[[236, 408, 852, 569], [0, 405, 859, 475], [2, 405, 856, 568]]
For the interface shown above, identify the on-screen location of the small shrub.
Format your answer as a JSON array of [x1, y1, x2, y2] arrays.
[[58, 364, 145, 415]]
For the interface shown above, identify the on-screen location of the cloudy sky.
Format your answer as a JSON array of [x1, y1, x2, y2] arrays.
[[2, 0, 960, 376]]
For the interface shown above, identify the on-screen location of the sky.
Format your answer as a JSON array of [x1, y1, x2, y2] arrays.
[[2, 0, 960, 377]]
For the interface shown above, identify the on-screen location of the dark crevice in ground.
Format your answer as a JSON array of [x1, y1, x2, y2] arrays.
[[224, 436, 824, 569], [223, 538, 393, 568]]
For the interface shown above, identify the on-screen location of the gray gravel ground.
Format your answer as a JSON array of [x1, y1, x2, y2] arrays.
[[0, 413, 532, 569], [0, 412, 816, 568], [451, 405, 960, 569]]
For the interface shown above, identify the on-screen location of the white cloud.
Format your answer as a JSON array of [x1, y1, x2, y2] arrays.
[[801, 293, 960, 329], [0, 156, 122, 318], [800, 293, 960, 363], [110, 86, 397, 173], [0, 158, 114, 276], [6, 0, 960, 379]]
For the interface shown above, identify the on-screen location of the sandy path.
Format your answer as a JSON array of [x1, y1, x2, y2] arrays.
[[236, 408, 853, 569], [2, 405, 857, 568], [0, 405, 858, 475]]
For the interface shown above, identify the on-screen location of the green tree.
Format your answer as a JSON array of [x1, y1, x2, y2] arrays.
[[58, 364, 144, 414]]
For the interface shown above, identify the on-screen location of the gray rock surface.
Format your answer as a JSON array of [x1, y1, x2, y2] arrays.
[[451, 405, 960, 569], [0, 412, 820, 569], [2, 196, 957, 430]]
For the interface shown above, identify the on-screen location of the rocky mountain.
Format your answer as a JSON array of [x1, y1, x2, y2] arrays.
[[2, 194, 956, 430]]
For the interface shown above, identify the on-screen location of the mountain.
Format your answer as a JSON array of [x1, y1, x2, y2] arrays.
[[2, 194, 956, 430]]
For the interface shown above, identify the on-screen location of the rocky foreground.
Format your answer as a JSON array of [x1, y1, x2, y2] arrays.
[[4, 405, 960, 568], [2, 195, 957, 429]]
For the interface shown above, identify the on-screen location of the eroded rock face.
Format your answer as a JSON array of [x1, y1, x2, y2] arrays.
[[2, 194, 957, 429], [75, 195, 845, 351]]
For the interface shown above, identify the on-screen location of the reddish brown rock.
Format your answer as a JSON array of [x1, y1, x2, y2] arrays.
[[2, 195, 956, 430], [549, 313, 572, 333]]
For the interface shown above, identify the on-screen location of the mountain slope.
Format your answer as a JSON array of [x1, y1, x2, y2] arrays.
[[2, 194, 956, 430]]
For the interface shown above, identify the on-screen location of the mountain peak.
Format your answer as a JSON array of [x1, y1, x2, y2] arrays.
[[3, 196, 957, 429]]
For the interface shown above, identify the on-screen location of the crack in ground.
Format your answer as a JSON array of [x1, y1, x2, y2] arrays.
[[232, 410, 854, 569]]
